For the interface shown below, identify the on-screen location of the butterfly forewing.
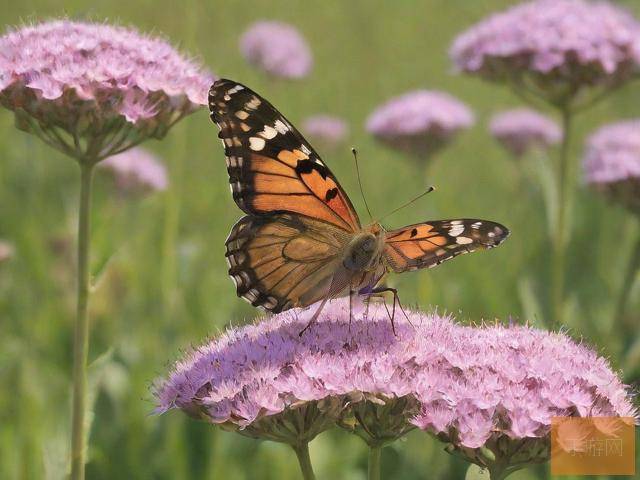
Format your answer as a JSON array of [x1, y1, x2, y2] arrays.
[[208, 79, 360, 232], [384, 219, 509, 272]]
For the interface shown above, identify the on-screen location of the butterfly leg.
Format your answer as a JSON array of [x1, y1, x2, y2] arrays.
[[299, 273, 347, 336], [298, 293, 332, 337], [348, 285, 355, 332], [364, 287, 413, 334], [363, 293, 371, 322]]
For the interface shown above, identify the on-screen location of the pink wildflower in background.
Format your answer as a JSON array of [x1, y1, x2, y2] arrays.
[[101, 148, 168, 194], [240, 21, 312, 79], [490, 108, 561, 157], [0, 19, 213, 161], [301, 115, 349, 150], [0, 240, 14, 263], [0, 20, 214, 477], [450, 0, 640, 105], [366, 90, 474, 160], [156, 302, 635, 474], [583, 119, 640, 213], [301, 115, 349, 151]]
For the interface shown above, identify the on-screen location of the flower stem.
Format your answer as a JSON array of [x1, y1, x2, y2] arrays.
[[368, 446, 382, 480], [292, 443, 316, 480], [551, 107, 573, 326], [615, 229, 640, 328], [488, 468, 508, 480], [70, 162, 95, 480]]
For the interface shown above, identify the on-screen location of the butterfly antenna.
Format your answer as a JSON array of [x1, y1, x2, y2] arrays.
[[351, 148, 373, 221], [376, 186, 436, 223]]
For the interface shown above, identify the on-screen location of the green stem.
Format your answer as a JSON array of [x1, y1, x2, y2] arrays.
[[551, 108, 573, 327], [616, 230, 640, 329], [488, 468, 508, 480], [70, 162, 95, 480], [368, 446, 381, 480], [292, 443, 316, 480]]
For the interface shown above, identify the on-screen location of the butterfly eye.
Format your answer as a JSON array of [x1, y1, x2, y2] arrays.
[[362, 237, 375, 252]]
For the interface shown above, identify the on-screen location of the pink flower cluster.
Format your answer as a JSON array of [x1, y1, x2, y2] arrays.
[[239, 21, 312, 79], [301, 115, 349, 150], [583, 119, 640, 212], [0, 20, 213, 160], [101, 147, 168, 194], [490, 108, 561, 157], [451, 0, 640, 98], [366, 90, 474, 159], [157, 301, 635, 459]]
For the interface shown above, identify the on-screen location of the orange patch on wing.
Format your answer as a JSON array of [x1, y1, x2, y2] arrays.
[[252, 195, 350, 230], [277, 149, 309, 167], [419, 235, 448, 248], [300, 169, 336, 199], [387, 225, 434, 242], [396, 242, 424, 258], [329, 191, 359, 230], [251, 154, 296, 176], [253, 173, 309, 194], [300, 169, 357, 231]]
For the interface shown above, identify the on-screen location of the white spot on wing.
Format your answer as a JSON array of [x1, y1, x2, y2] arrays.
[[235, 110, 249, 120], [249, 137, 266, 151], [456, 236, 473, 245], [260, 125, 278, 139], [449, 224, 465, 237], [246, 97, 261, 110], [227, 85, 244, 94], [300, 144, 311, 155], [274, 120, 288, 134]]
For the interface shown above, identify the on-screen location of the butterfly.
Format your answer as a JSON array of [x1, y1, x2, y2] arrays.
[[208, 79, 509, 333]]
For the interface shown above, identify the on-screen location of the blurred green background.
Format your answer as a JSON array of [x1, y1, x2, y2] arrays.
[[1, 1, 639, 479]]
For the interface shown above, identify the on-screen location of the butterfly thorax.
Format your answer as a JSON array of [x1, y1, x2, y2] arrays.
[[342, 225, 386, 272]]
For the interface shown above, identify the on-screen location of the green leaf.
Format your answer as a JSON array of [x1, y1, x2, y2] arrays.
[[465, 464, 490, 480]]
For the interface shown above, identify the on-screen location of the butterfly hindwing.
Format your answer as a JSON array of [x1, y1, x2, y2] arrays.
[[384, 219, 509, 272], [226, 213, 352, 312], [209, 79, 360, 232]]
